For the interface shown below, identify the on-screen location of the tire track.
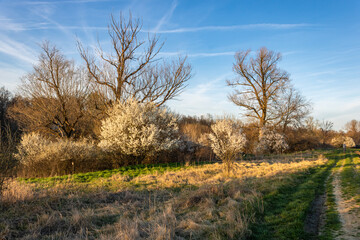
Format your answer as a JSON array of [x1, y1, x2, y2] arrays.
[[333, 156, 360, 240]]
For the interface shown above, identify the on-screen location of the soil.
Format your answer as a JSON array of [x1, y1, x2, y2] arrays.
[[333, 163, 360, 240], [304, 192, 327, 236]]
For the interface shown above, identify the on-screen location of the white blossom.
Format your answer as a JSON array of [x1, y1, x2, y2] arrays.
[[15, 132, 97, 167], [256, 128, 288, 154], [98, 99, 179, 161], [208, 119, 247, 174], [330, 136, 355, 148]]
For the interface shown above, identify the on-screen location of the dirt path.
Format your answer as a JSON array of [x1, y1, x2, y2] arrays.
[[333, 160, 360, 240]]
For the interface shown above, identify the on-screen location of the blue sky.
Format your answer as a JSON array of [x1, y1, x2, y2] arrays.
[[0, 0, 359, 130]]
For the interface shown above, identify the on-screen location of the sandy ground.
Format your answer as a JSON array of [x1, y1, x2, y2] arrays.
[[333, 162, 360, 240]]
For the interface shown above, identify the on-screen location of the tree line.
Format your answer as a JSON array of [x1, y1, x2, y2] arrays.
[[0, 13, 355, 180]]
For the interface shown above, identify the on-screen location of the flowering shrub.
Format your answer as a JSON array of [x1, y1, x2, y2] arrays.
[[98, 99, 179, 163], [256, 128, 288, 154], [330, 136, 355, 148], [15, 132, 99, 177], [208, 119, 247, 174]]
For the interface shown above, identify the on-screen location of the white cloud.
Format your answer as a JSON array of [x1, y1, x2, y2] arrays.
[[0, 67, 25, 91], [146, 23, 314, 34], [167, 73, 239, 116], [188, 51, 235, 58], [0, 36, 36, 64], [158, 51, 235, 58], [153, 0, 177, 32]]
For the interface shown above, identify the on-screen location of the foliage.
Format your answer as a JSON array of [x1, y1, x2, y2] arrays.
[[330, 135, 355, 148], [99, 99, 179, 163], [208, 119, 247, 174], [15, 132, 99, 177], [256, 128, 288, 154]]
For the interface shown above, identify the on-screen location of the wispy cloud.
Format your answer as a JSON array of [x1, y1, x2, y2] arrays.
[[167, 72, 236, 116], [0, 16, 50, 31], [153, 0, 177, 32], [22, 0, 113, 4], [158, 51, 235, 58], [29, 5, 76, 39], [188, 51, 235, 58], [0, 36, 36, 64], [147, 23, 314, 33]]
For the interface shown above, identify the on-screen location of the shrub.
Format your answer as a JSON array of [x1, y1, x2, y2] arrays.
[[330, 136, 355, 148], [256, 128, 288, 154], [98, 99, 179, 164], [15, 132, 101, 177], [208, 119, 247, 175]]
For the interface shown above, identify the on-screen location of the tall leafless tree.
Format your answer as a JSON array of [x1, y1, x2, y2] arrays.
[[319, 120, 334, 145], [227, 47, 310, 132], [9, 42, 92, 139], [227, 47, 290, 128], [276, 86, 311, 131], [345, 119, 360, 144], [77, 13, 192, 106]]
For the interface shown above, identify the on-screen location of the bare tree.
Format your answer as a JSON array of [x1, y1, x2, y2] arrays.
[[0, 88, 18, 198], [78, 13, 192, 106], [9, 42, 92, 139], [319, 120, 334, 145], [227, 47, 290, 128], [344, 119, 360, 145], [276, 86, 312, 131]]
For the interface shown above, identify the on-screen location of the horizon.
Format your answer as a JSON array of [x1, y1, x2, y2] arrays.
[[1, 0, 359, 130]]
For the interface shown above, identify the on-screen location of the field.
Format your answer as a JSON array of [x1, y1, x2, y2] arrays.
[[1, 150, 360, 239]]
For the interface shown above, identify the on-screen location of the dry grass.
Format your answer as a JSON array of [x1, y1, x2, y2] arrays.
[[0, 156, 327, 239]]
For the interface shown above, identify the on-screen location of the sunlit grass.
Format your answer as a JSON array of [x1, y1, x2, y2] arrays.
[[1, 154, 330, 239]]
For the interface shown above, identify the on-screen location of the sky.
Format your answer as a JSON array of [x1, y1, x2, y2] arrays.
[[0, 0, 359, 130]]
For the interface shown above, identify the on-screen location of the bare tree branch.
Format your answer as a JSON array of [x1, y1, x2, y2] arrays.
[[77, 12, 192, 106]]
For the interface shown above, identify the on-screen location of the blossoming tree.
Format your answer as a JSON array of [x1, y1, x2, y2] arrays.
[[330, 136, 355, 148], [98, 99, 179, 164], [256, 128, 288, 154], [208, 119, 247, 175]]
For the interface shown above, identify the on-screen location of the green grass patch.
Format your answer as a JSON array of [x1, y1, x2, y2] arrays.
[[250, 153, 336, 240], [319, 173, 341, 240], [340, 153, 360, 201], [19, 162, 212, 184]]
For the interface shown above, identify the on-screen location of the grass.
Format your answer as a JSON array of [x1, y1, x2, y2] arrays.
[[19, 161, 210, 184], [249, 153, 335, 240], [339, 153, 360, 202], [319, 173, 341, 240], [1, 152, 331, 239]]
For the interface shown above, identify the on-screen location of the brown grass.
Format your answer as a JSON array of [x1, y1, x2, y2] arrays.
[[0, 156, 327, 239]]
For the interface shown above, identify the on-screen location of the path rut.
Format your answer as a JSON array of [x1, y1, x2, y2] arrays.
[[333, 158, 360, 240]]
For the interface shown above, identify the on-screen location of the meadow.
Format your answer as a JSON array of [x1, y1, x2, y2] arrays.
[[3, 150, 358, 239]]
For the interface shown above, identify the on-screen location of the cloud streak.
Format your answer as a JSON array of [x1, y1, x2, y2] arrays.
[[158, 51, 236, 58], [153, 0, 177, 32], [22, 0, 113, 4], [147, 23, 314, 33], [0, 36, 36, 64]]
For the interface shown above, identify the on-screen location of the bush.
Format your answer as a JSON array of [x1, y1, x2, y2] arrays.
[[15, 132, 103, 177], [98, 99, 179, 164], [208, 119, 247, 175], [256, 128, 288, 154], [330, 135, 355, 148]]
